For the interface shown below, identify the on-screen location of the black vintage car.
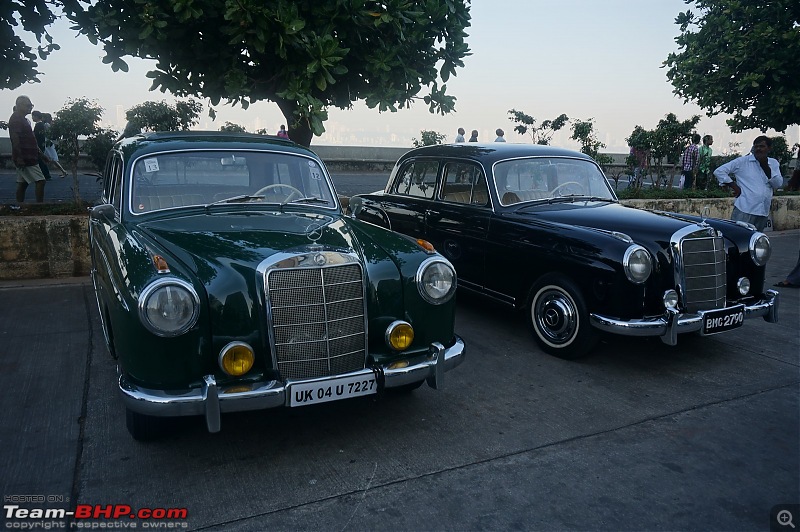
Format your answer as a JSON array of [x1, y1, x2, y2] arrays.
[[351, 143, 779, 359], [89, 132, 464, 440]]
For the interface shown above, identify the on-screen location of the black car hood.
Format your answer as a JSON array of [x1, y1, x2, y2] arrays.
[[514, 201, 703, 243]]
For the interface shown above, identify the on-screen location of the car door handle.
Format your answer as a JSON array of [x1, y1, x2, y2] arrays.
[[425, 209, 442, 221]]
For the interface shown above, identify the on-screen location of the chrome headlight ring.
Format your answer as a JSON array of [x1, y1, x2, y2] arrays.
[[623, 244, 653, 284], [138, 277, 200, 337], [416, 257, 457, 305], [749, 232, 771, 266]]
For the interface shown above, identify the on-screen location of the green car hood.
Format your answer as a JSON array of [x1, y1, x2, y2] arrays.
[[138, 211, 357, 281]]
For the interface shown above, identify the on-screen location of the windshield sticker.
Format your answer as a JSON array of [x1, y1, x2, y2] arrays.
[[308, 161, 322, 180], [143, 158, 160, 173]]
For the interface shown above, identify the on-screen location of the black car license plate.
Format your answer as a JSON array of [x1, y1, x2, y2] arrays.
[[701, 304, 745, 335]]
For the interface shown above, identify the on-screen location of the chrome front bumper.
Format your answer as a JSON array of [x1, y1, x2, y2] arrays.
[[589, 290, 779, 346], [119, 336, 465, 433]]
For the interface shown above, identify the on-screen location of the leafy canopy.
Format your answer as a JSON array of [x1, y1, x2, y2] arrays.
[[124, 99, 203, 133], [664, 0, 800, 133], [0, 1, 59, 89], [62, 0, 472, 146], [507, 110, 569, 145]]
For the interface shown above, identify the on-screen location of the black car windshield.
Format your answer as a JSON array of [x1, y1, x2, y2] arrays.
[[129, 151, 336, 214], [494, 157, 615, 206]]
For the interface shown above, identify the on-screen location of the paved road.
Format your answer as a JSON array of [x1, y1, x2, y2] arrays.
[[0, 226, 798, 530]]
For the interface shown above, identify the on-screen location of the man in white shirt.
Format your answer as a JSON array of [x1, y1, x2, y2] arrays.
[[713, 135, 782, 231]]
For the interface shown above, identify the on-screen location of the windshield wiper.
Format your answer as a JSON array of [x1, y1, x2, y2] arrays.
[[285, 196, 330, 205]]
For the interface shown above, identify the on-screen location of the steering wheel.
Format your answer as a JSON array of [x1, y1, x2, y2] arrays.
[[254, 183, 304, 202], [550, 181, 586, 197]]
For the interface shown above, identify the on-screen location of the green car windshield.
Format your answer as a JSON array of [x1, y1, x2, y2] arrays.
[[494, 157, 616, 206], [129, 150, 336, 214]]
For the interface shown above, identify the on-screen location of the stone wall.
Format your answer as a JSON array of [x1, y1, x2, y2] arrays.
[[0, 197, 796, 281], [0, 216, 90, 279]]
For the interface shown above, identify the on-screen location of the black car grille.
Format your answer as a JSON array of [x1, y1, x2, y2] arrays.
[[679, 234, 727, 313], [266, 262, 367, 380]]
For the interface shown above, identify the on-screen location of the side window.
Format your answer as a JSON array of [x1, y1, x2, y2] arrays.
[[102, 153, 115, 202], [111, 156, 123, 211], [393, 160, 439, 199], [441, 163, 489, 206]]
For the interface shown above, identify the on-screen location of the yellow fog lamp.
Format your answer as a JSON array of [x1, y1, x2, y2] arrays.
[[218, 342, 255, 376], [385, 320, 414, 351]]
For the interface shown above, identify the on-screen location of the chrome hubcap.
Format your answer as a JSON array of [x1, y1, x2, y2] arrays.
[[534, 289, 578, 344]]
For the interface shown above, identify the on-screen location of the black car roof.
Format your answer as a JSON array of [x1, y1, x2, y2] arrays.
[[118, 131, 317, 158], [398, 143, 595, 166]]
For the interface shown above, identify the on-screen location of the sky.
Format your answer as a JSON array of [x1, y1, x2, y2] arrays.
[[2, 0, 796, 153]]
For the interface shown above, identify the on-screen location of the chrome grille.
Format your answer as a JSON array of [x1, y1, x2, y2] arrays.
[[267, 262, 366, 380], [679, 234, 726, 313]]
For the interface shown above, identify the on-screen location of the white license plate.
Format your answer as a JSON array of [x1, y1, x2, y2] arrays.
[[288, 373, 377, 407], [701, 304, 745, 335]]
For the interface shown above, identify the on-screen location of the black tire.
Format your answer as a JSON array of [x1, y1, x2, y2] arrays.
[[528, 274, 597, 359], [125, 408, 164, 441]]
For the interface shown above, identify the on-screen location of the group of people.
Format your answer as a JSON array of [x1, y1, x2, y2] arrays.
[[453, 128, 507, 143], [680, 134, 715, 190], [8, 95, 65, 204]]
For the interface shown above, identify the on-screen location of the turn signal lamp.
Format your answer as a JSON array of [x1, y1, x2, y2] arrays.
[[416, 239, 435, 253], [386, 321, 414, 351], [219, 342, 255, 376], [388, 360, 410, 370], [152, 255, 170, 273]]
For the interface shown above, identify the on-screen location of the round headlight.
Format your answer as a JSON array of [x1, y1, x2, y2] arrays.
[[386, 321, 414, 351], [219, 342, 255, 376], [737, 277, 751, 296], [138, 278, 200, 337], [749, 233, 771, 266], [623, 245, 652, 284], [416, 258, 456, 305], [663, 289, 679, 309]]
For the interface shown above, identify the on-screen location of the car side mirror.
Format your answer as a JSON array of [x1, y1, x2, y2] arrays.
[[90, 203, 116, 220], [349, 196, 363, 217]]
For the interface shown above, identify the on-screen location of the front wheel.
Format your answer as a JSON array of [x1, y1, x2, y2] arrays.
[[528, 274, 597, 359]]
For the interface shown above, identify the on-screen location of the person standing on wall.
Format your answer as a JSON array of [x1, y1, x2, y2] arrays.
[[468, 129, 478, 142], [494, 128, 506, 142], [8, 95, 48, 204], [681, 133, 701, 189], [713, 135, 782, 232], [454, 128, 465, 143]]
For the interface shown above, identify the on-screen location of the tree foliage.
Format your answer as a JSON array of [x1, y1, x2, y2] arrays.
[[507, 110, 569, 145], [123, 99, 202, 135], [570, 118, 613, 169], [625, 113, 701, 188], [219, 121, 247, 133], [412, 129, 447, 147], [62, 0, 472, 146], [0, 1, 60, 89], [48, 98, 105, 204], [83, 127, 118, 174], [664, 0, 800, 133]]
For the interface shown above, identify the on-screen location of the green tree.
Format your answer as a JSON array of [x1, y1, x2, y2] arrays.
[[412, 130, 447, 147], [62, 1, 472, 147], [122, 99, 202, 136], [649, 113, 701, 188], [570, 118, 613, 170], [1, 1, 59, 89], [665, 0, 800, 133], [219, 121, 247, 133], [83, 127, 119, 175], [507, 110, 569, 145], [49, 98, 105, 204]]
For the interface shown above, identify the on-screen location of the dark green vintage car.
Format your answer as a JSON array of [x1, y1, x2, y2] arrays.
[[90, 132, 464, 440]]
